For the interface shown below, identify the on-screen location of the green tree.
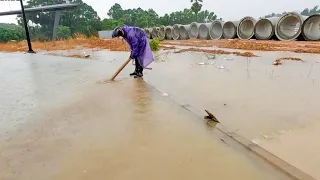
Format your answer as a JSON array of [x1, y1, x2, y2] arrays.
[[190, 0, 203, 22], [105, 3, 217, 28], [101, 19, 124, 30], [17, 0, 101, 38], [107, 3, 123, 19], [301, 5, 320, 16], [56, 26, 72, 40]]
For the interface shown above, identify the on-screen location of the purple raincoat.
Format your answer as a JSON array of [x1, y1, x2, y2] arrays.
[[122, 25, 154, 68]]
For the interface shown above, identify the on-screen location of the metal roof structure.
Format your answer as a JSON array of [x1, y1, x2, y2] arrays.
[[0, 3, 81, 16], [0, 3, 81, 41]]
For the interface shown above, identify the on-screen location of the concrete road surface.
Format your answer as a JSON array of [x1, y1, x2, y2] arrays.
[[0, 52, 292, 180]]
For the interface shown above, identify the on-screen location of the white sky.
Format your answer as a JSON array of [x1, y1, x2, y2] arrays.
[[0, 0, 318, 24]]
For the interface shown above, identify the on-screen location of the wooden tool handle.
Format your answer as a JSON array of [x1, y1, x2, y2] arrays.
[[110, 57, 132, 81]]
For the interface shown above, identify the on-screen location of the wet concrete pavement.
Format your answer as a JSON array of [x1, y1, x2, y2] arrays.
[[144, 48, 320, 179], [0, 52, 293, 180]]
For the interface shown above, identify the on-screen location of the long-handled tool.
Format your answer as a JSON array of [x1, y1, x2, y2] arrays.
[[110, 58, 152, 81], [110, 57, 132, 81]]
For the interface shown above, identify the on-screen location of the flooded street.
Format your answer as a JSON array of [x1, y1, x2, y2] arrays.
[[144, 48, 320, 179], [0, 52, 293, 180]]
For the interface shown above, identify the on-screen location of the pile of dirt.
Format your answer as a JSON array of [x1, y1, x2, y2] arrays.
[[162, 39, 320, 54], [0, 38, 130, 52], [174, 48, 258, 57]]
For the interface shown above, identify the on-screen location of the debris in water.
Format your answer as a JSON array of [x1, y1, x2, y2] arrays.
[[220, 138, 229, 146], [205, 53, 216, 60], [174, 48, 258, 57], [273, 57, 303, 66], [161, 93, 168, 97], [198, 61, 215, 65], [204, 110, 220, 123], [273, 60, 282, 66], [219, 65, 225, 69]]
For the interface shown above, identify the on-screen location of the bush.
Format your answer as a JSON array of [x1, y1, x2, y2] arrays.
[[0, 27, 24, 42], [149, 38, 160, 51], [57, 26, 72, 40]]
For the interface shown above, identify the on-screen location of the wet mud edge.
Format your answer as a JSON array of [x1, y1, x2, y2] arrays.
[[143, 79, 317, 180]]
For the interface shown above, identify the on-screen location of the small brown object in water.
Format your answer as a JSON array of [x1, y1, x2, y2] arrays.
[[204, 110, 220, 123], [273, 57, 303, 66]]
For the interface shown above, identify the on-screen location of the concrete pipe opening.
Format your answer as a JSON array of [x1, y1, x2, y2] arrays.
[[237, 16, 256, 39], [199, 23, 210, 39], [275, 12, 306, 41], [222, 21, 238, 39], [302, 14, 320, 41], [189, 22, 199, 38], [144, 28, 152, 39], [158, 26, 166, 40], [165, 26, 173, 40], [209, 20, 223, 39], [179, 25, 190, 40], [151, 27, 159, 39], [254, 19, 274, 40], [172, 24, 180, 40]]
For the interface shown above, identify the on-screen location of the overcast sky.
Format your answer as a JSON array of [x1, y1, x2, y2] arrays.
[[0, 0, 319, 24]]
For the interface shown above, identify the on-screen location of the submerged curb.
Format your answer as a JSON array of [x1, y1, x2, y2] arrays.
[[145, 79, 316, 180]]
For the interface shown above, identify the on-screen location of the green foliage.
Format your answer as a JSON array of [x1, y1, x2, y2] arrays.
[[0, 24, 25, 42], [149, 38, 160, 51], [301, 5, 320, 16], [106, 3, 216, 27], [101, 19, 124, 30], [190, 0, 203, 21], [57, 26, 72, 40], [17, 0, 101, 39]]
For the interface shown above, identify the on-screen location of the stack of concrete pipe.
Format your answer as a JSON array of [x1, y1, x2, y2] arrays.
[[210, 20, 224, 39], [151, 27, 160, 39], [143, 12, 320, 41], [237, 16, 257, 39], [165, 26, 173, 40]]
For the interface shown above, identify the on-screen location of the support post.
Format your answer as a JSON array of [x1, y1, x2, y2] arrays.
[[19, 0, 34, 53], [52, 10, 61, 41]]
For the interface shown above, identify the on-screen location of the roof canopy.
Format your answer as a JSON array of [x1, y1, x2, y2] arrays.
[[0, 3, 81, 16]]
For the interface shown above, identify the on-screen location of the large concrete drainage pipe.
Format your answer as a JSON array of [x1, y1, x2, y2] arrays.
[[198, 23, 211, 39], [189, 22, 200, 38], [254, 17, 279, 40], [151, 27, 159, 39], [179, 25, 191, 40], [209, 20, 223, 39], [144, 28, 152, 39], [172, 24, 181, 40], [275, 12, 308, 41], [158, 26, 166, 40], [237, 16, 257, 39], [165, 26, 173, 40], [222, 21, 239, 39], [302, 14, 320, 41]]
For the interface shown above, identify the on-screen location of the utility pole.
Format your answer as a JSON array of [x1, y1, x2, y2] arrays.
[[19, 0, 34, 53]]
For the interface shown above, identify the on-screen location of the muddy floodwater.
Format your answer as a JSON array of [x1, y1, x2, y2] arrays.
[[145, 48, 320, 179], [37, 47, 320, 179], [0, 52, 294, 180]]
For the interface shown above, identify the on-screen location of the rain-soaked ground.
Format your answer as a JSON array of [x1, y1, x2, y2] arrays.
[[0, 52, 295, 180], [36, 46, 320, 179], [1, 46, 320, 179]]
